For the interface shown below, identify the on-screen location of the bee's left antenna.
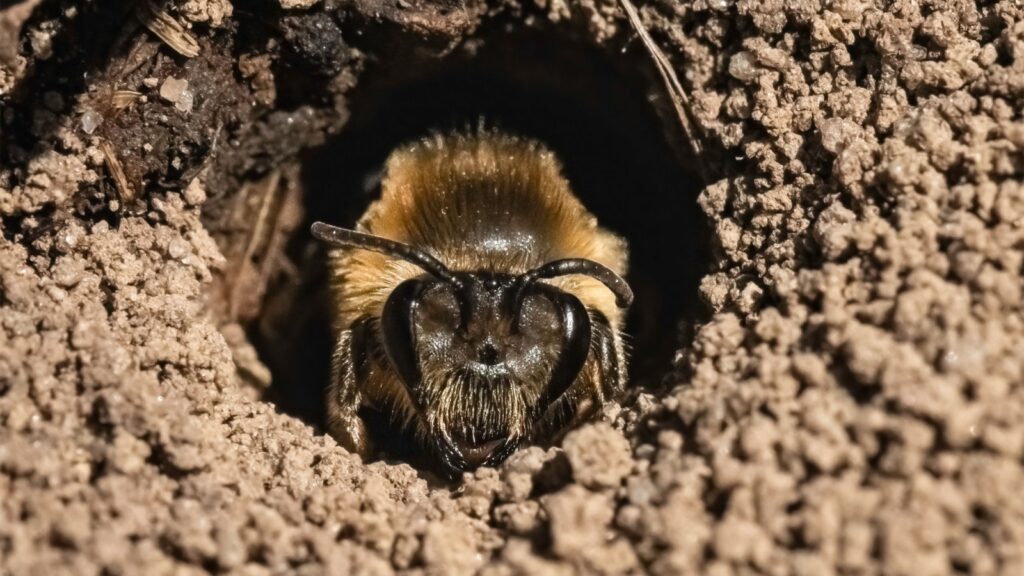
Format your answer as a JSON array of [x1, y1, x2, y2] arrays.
[[311, 222, 464, 287]]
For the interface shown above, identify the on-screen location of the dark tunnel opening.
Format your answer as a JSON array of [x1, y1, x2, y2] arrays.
[[251, 26, 709, 444]]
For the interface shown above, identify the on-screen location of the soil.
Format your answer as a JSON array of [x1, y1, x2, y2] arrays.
[[2, 0, 1023, 574]]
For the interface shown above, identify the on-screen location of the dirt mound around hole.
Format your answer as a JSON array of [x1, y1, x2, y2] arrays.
[[2, 0, 1024, 574]]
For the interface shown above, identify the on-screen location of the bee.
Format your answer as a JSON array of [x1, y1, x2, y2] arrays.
[[311, 131, 632, 474]]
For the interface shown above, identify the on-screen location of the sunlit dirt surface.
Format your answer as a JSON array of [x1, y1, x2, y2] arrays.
[[2, 0, 1023, 573]]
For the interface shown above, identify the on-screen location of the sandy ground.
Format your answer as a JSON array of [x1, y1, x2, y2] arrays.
[[2, 0, 1024, 574]]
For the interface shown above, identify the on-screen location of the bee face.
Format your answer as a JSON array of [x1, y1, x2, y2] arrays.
[[380, 273, 592, 469], [316, 132, 631, 476]]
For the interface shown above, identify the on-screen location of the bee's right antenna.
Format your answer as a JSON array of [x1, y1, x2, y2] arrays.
[[311, 222, 464, 288], [512, 258, 634, 311]]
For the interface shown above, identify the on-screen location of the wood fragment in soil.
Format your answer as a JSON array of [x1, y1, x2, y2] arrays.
[[221, 168, 304, 323], [135, 1, 199, 58], [100, 139, 135, 207], [111, 90, 143, 110], [618, 0, 706, 168], [0, 0, 45, 68]]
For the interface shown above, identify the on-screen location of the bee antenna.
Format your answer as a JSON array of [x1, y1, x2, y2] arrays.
[[311, 222, 464, 287], [513, 258, 633, 309]]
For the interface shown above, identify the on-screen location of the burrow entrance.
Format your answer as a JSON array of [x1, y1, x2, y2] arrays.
[[245, 24, 708, 430]]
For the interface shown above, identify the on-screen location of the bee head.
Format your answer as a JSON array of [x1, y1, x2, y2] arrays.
[[312, 222, 632, 472]]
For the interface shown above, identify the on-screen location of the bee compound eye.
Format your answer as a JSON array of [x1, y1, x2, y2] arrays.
[[539, 292, 592, 411], [380, 278, 428, 393]]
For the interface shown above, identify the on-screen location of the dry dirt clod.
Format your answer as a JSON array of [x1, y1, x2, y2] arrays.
[[0, 0, 44, 95], [280, 0, 321, 8], [562, 422, 633, 491]]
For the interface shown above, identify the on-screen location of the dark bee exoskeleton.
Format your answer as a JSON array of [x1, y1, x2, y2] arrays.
[[312, 131, 631, 474]]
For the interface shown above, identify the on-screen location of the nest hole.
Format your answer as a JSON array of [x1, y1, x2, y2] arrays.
[[248, 26, 708, 429]]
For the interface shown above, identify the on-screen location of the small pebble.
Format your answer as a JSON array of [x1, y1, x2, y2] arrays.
[[168, 239, 189, 260], [81, 109, 103, 135], [728, 51, 759, 82], [160, 77, 194, 113]]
